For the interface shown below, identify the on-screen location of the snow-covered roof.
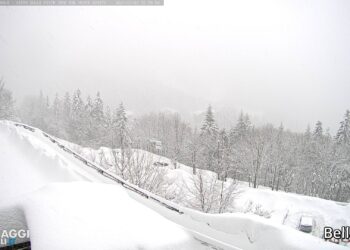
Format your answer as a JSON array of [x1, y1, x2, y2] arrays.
[[300, 216, 313, 226]]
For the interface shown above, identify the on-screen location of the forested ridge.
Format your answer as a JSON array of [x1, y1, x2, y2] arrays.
[[1, 84, 349, 202]]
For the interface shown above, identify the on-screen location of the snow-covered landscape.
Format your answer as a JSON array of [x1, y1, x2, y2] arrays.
[[61, 139, 350, 240], [1, 1, 350, 249], [0, 121, 349, 249]]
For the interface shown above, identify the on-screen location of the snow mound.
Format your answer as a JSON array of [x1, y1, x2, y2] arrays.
[[180, 208, 342, 250], [23, 182, 198, 250]]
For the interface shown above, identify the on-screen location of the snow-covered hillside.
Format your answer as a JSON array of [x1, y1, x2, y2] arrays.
[[60, 138, 350, 239], [0, 121, 348, 250], [0, 121, 204, 250]]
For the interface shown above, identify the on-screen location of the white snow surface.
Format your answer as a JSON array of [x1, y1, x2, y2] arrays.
[[0, 122, 202, 250], [23, 182, 198, 250], [0, 121, 348, 250], [300, 216, 313, 227]]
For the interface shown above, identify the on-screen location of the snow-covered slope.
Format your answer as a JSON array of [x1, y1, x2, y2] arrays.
[[23, 182, 198, 250], [60, 139, 350, 239], [0, 121, 204, 250], [0, 121, 347, 250]]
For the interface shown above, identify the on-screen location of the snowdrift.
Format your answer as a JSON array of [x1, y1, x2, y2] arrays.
[[23, 182, 198, 250]]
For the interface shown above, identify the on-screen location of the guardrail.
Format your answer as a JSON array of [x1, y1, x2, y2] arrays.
[[13, 122, 183, 215]]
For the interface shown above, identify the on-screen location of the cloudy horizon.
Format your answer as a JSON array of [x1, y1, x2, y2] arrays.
[[1, 0, 350, 133]]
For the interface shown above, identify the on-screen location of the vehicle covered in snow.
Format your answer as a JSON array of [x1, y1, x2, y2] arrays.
[[153, 161, 169, 167], [298, 216, 314, 233]]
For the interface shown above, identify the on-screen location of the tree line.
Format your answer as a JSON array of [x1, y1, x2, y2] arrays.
[[1, 84, 349, 202]]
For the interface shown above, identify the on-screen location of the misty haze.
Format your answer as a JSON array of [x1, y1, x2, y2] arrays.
[[0, 0, 349, 249]]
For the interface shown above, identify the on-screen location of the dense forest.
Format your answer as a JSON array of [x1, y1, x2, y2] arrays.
[[1, 83, 349, 202]]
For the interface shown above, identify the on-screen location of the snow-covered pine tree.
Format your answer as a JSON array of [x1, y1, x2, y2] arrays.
[[200, 105, 219, 175], [230, 112, 251, 141], [335, 110, 350, 145], [70, 89, 86, 144], [114, 102, 130, 149], [200, 105, 218, 136], [112, 102, 131, 178], [313, 121, 323, 140], [90, 92, 105, 145], [104, 105, 114, 146], [92, 92, 104, 125], [244, 114, 251, 129], [84, 95, 94, 143]]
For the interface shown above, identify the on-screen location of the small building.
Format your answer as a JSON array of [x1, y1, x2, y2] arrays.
[[148, 139, 162, 152]]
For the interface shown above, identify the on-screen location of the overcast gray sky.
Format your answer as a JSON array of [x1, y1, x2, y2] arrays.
[[0, 0, 349, 132]]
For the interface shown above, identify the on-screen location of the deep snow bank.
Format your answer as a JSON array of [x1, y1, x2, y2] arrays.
[[129, 190, 347, 250], [0, 121, 203, 249], [22, 182, 199, 250], [234, 183, 350, 237]]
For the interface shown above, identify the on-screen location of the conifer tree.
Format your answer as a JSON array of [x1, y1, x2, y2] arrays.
[[199, 105, 219, 174], [200, 105, 218, 136], [92, 92, 104, 125], [114, 102, 130, 149], [313, 121, 323, 140], [70, 89, 85, 144], [231, 112, 251, 140], [335, 110, 350, 145], [85, 95, 94, 142]]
